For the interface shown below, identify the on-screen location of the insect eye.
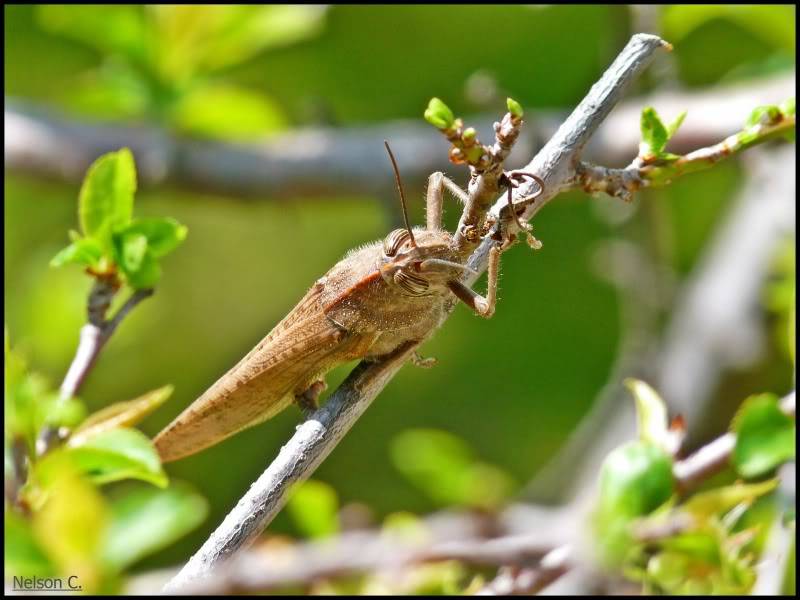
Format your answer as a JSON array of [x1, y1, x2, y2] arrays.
[[383, 228, 411, 257], [394, 270, 430, 296]]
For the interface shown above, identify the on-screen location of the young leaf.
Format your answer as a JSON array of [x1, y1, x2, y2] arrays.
[[118, 232, 148, 273], [120, 217, 188, 258], [66, 428, 168, 488], [102, 482, 208, 571], [640, 107, 669, 157], [745, 105, 782, 128], [732, 393, 795, 478], [286, 479, 339, 539], [31, 454, 108, 592], [69, 385, 173, 447], [506, 97, 524, 119], [121, 251, 162, 289], [78, 148, 136, 245], [424, 97, 455, 129], [681, 479, 778, 519], [626, 378, 669, 450], [666, 110, 687, 138], [50, 237, 104, 269], [5, 510, 56, 578], [598, 440, 675, 518]]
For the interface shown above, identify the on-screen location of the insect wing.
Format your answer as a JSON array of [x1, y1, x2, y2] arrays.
[[155, 284, 350, 462]]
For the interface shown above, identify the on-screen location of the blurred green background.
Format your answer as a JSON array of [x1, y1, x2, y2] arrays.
[[4, 5, 795, 570]]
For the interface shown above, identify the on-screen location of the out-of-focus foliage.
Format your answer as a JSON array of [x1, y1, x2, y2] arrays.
[[5, 338, 208, 592], [595, 380, 793, 594], [390, 428, 516, 510], [4, 150, 203, 592], [33, 5, 325, 139], [4, 3, 795, 585]]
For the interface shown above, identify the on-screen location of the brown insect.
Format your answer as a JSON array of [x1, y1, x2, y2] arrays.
[[154, 142, 543, 462]]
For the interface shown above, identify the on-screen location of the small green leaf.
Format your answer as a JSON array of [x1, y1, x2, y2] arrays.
[[122, 251, 161, 289], [598, 440, 675, 518], [78, 148, 137, 245], [424, 97, 455, 129], [5, 510, 56, 578], [506, 97, 524, 119], [640, 107, 669, 157], [666, 110, 687, 138], [625, 378, 669, 450], [286, 479, 339, 539], [31, 453, 108, 592], [50, 237, 104, 268], [103, 481, 208, 571], [682, 479, 778, 519], [66, 428, 168, 488], [390, 428, 515, 509], [732, 393, 795, 478], [70, 385, 173, 447], [119, 232, 148, 273], [120, 217, 188, 258], [746, 105, 782, 128]]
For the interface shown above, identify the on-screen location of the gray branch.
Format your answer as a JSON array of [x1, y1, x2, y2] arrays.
[[163, 33, 670, 592], [5, 74, 792, 199]]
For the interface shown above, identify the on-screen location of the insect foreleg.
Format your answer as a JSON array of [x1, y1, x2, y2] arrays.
[[426, 172, 469, 231], [446, 244, 501, 319]]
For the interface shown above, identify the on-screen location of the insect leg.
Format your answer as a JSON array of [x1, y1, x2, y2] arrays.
[[426, 172, 469, 231], [295, 380, 327, 416], [411, 351, 437, 368], [446, 244, 501, 319]]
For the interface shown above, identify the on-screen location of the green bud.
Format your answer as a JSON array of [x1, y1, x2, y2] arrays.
[[462, 127, 477, 144], [424, 97, 455, 129], [506, 97, 524, 119]]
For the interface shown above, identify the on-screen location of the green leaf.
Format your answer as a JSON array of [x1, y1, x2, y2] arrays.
[[122, 251, 161, 289], [506, 97, 524, 119], [682, 479, 778, 519], [286, 479, 339, 539], [424, 97, 455, 129], [119, 218, 188, 258], [103, 482, 208, 571], [640, 107, 669, 157], [66, 428, 168, 488], [5, 510, 56, 578], [78, 148, 136, 245], [119, 232, 148, 273], [666, 110, 687, 138], [780, 97, 795, 117], [732, 394, 795, 478], [171, 83, 288, 140], [598, 440, 675, 518], [70, 386, 173, 447], [625, 378, 669, 450], [746, 105, 782, 128], [31, 453, 108, 592], [50, 237, 104, 269], [390, 428, 515, 509]]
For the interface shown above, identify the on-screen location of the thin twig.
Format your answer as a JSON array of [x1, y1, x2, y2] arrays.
[[575, 112, 795, 201], [163, 33, 670, 592], [674, 391, 795, 493], [36, 283, 153, 456]]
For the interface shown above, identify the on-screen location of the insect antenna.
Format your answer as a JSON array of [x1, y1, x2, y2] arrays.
[[384, 140, 418, 249]]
